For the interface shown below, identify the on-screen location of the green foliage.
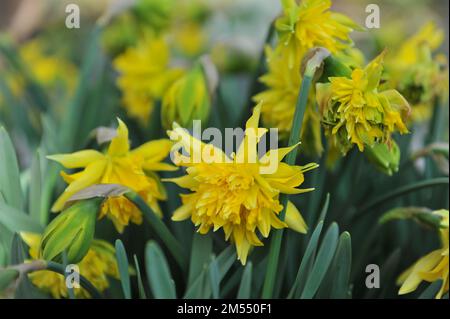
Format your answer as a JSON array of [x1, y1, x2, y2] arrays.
[[115, 239, 131, 299], [145, 241, 176, 299]]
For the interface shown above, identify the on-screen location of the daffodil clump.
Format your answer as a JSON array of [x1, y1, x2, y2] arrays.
[[398, 210, 449, 299], [316, 52, 410, 153], [22, 233, 119, 299], [254, 0, 360, 156], [384, 23, 449, 122], [113, 36, 184, 126], [48, 119, 175, 232], [166, 103, 317, 264]]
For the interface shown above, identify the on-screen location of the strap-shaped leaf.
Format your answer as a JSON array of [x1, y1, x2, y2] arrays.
[[288, 221, 324, 298], [330, 232, 352, 298], [187, 233, 212, 287], [237, 262, 253, 299], [300, 223, 339, 299], [29, 151, 43, 226], [133, 254, 147, 299], [0, 127, 24, 210], [115, 240, 131, 299], [0, 203, 43, 234], [145, 241, 176, 299], [419, 280, 444, 299]]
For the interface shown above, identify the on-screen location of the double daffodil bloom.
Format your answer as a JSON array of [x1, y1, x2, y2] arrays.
[[166, 103, 318, 265], [22, 233, 119, 299], [384, 22, 448, 122], [398, 210, 449, 299], [275, 0, 360, 68], [48, 119, 176, 232], [316, 52, 410, 153], [113, 36, 184, 125]]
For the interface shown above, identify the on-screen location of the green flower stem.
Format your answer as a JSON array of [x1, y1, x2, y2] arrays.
[[354, 177, 449, 221], [262, 55, 322, 298], [125, 192, 188, 273], [46, 261, 102, 299]]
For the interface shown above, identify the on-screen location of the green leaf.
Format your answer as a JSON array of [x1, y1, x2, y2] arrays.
[[184, 246, 236, 299], [133, 254, 147, 299], [216, 246, 236, 279], [0, 240, 7, 267], [419, 280, 443, 299], [11, 234, 26, 265], [316, 231, 352, 299], [316, 193, 330, 225], [184, 268, 208, 299], [237, 262, 253, 299], [188, 233, 212, 287], [0, 127, 24, 210], [0, 269, 19, 293], [330, 232, 352, 299], [29, 151, 43, 226], [288, 221, 324, 298], [115, 239, 131, 299], [145, 241, 176, 299], [300, 223, 339, 299], [0, 223, 13, 265], [209, 255, 220, 299], [0, 202, 43, 234]]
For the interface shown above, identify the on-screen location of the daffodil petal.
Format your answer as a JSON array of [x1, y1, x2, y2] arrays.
[[108, 118, 130, 156], [51, 160, 106, 212], [131, 139, 173, 162], [172, 204, 192, 221], [398, 250, 443, 295], [47, 150, 104, 169]]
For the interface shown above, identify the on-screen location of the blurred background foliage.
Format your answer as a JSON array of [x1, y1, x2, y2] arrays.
[[0, 0, 449, 299]]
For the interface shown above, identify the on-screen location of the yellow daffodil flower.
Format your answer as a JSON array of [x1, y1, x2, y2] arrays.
[[1, 39, 77, 108], [19, 40, 77, 93], [316, 51, 410, 153], [384, 22, 449, 122], [275, 0, 360, 68], [165, 103, 318, 265], [48, 118, 176, 232], [113, 36, 184, 126], [22, 232, 119, 299], [398, 210, 449, 299], [171, 22, 206, 57], [253, 46, 323, 157]]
